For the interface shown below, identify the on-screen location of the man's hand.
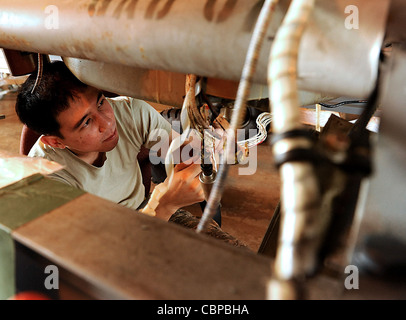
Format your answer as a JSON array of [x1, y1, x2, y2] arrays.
[[154, 162, 205, 221]]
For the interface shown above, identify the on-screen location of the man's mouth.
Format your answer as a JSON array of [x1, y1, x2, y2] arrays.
[[104, 128, 117, 142]]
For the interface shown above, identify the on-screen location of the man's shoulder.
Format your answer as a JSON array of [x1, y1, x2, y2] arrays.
[[28, 138, 48, 157], [28, 141, 80, 188], [28, 139, 66, 164]]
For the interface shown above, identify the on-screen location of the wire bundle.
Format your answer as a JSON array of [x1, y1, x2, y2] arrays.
[[237, 112, 272, 149]]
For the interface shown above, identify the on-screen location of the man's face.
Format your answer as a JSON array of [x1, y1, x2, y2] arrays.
[[56, 87, 119, 155]]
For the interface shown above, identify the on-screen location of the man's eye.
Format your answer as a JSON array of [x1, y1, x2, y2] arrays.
[[83, 118, 91, 127], [97, 98, 105, 109]]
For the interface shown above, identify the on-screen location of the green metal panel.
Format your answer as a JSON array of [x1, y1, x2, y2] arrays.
[[0, 174, 85, 299], [0, 229, 14, 300]]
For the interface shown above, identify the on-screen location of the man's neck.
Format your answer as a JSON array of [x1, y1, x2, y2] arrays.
[[67, 148, 106, 167], [92, 152, 107, 167]]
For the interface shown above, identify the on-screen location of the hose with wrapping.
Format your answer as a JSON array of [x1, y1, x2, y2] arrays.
[[266, 0, 329, 300]]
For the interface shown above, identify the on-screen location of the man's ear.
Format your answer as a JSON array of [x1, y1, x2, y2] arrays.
[[40, 135, 66, 149]]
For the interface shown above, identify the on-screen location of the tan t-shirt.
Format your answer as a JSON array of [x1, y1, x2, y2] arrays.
[[28, 96, 171, 210]]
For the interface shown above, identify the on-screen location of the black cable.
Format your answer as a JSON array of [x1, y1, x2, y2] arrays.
[[319, 100, 368, 109], [200, 91, 220, 119], [349, 69, 381, 139]]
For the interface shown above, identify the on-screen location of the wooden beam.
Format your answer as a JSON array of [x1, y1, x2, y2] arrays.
[[12, 193, 273, 299]]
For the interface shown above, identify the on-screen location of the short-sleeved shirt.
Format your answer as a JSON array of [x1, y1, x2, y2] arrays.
[[28, 96, 171, 210]]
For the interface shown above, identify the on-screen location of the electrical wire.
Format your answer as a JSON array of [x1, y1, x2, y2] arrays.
[[196, 0, 280, 233], [31, 53, 43, 94]]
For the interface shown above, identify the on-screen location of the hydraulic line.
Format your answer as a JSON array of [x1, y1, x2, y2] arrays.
[[199, 133, 217, 203], [267, 0, 325, 300], [141, 74, 198, 217], [196, 0, 280, 233]]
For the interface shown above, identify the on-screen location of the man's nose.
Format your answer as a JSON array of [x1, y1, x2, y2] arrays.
[[98, 114, 112, 133]]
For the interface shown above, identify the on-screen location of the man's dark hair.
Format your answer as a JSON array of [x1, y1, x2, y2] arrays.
[[15, 61, 88, 137]]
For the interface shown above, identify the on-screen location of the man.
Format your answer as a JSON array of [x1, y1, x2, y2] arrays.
[[15, 61, 205, 221]]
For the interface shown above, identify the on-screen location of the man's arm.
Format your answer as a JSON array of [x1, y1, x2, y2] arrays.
[[143, 128, 205, 220]]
